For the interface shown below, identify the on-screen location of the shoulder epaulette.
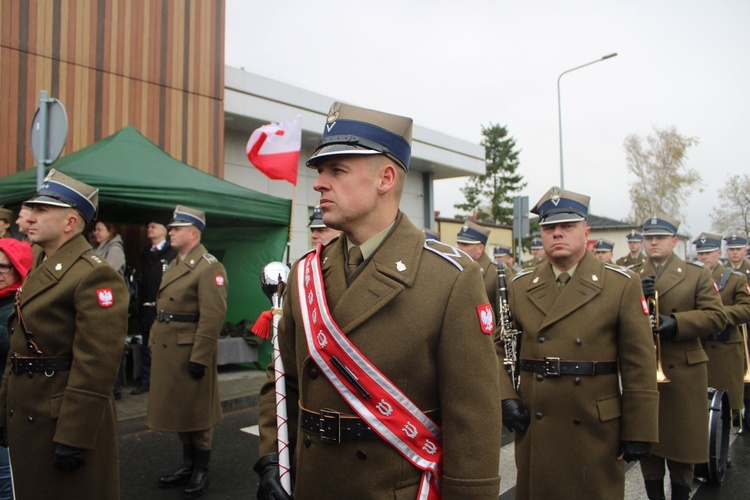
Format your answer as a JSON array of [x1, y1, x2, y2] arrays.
[[690, 260, 704, 267], [202, 253, 218, 264], [605, 263, 632, 279], [512, 268, 534, 281], [87, 253, 105, 265], [732, 270, 745, 278], [423, 240, 471, 271]]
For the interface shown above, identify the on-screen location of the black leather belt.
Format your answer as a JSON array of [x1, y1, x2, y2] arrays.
[[10, 355, 72, 374], [521, 358, 618, 376], [299, 407, 441, 444], [156, 311, 199, 323]]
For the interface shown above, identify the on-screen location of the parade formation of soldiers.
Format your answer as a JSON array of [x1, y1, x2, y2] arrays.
[[0, 101, 749, 500]]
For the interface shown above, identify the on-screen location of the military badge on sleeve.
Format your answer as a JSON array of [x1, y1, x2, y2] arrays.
[[640, 297, 649, 315], [215, 275, 225, 287], [476, 303, 494, 335], [97, 288, 114, 308]]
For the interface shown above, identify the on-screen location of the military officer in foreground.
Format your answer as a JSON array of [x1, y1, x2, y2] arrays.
[[523, 237, 546, 268], [498, 187, 658, 499], [255, 102, 502, 499], [0, 170, 128, 499], [457, 220, 509, 311], [594, 238, 615, 264], [634, 215, 726, 500], [147, 205, 227, 499], [694, 233, 750, 422], [616, 230, 647, 268]]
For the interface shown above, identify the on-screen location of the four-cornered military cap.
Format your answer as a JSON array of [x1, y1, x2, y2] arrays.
[[306, 102, 413, 171], [531, 186, 590, 226], [626, 230, 643, 242], [594, 239, 615, 252], [693, 232, 722, 253], [308, 206, 326, 229], [493, 245, 512, 257], [169, 205, 206, 231], [456, 221, 490, 245], [25, 169, 99, 223], [423, 227, 441, 241], [0, 207, 13, 223], [724, 232, 748, 248], [530, 237, 543, 250], [641, 214, 680, 237]]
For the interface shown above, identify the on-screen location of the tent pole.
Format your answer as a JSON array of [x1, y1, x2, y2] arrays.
[[285, 183, 297, 267]]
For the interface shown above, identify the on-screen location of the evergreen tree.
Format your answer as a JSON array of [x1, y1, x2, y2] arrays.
[[455, 123, 526, 225]]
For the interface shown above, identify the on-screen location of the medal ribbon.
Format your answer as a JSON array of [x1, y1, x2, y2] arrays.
[[299, 249, 442, 499]]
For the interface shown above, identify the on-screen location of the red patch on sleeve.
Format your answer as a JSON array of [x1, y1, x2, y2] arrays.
[[713, 281, 720, 293], [97, 288, 114, 308], [641, 297, 649, 315], [476, 303, 494, 335], [747, 284, 750, 294], [215, 275, 225, 287]]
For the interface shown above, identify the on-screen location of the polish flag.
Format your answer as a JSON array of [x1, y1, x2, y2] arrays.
[[246, 115, 301, 185]]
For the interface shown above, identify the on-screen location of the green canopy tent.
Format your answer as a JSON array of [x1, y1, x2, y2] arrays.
[[0, 126, 291, 326]]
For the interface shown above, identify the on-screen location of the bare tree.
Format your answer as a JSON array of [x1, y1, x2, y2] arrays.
[[624, 126, 701, 224], [711, 174, 750, 235]]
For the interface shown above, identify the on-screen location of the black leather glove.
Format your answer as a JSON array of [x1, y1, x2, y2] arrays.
[[502, 398, 530, 432], [0, 427, 7, 448], [254, 453, 293, 500], [655, 315, 678, 339], [641, 275, 656, 298], [54, 443, 86, 472], [620, 441, 652, 462], [189, 362, 206, 379]]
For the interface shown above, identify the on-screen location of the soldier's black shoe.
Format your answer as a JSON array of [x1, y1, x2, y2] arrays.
[[159, 445, 195, 488], [183, 449, 210, 499], [670, 483, 691, 500], [130, 385, 149, 395], [644, 480, 665, 500]]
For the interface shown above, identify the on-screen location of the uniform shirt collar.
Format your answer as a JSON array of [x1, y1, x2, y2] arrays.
[[346, 220, 396, 262]]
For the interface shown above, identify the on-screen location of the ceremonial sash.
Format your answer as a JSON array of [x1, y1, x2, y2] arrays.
[[298, 248, 443, 500]]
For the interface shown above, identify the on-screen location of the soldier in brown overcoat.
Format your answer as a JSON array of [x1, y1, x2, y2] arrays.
[[634, 215, 727, 500], [499, 187, 659, 500], [523, 237, 546, 268], [147, 205, 227, 499], [255, 102, 503, 499], [694, 233, 750, 415], [0, 170, 128, 499], [724, 233, 750, 427], [616, 230, 647, 268]]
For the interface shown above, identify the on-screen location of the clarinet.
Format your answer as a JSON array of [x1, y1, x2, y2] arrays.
[[498, 263, 522, 390]]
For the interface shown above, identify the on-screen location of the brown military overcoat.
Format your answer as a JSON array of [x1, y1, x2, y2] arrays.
[[616, 253, 647, 268], [634, 256, 727, 463], [498, 251, 659, 499], [258, 215, 503, 499], [0, 234, 128, 499], [704, 264, 750, 409], [147, 243, 227, 432]]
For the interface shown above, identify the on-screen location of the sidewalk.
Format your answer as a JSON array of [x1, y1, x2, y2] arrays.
[[115, 364, 268, 435]]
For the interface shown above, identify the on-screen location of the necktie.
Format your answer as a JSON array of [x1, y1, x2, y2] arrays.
[[557, 272, 571, 291], [347, 246, 364, 276], [152, 245, 159, 252]]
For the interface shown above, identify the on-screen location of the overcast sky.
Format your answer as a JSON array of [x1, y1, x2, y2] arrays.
[[225, 0, 749, 237]]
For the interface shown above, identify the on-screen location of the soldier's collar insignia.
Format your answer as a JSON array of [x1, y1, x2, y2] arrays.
[[532, 277, 539, 283], [190, 259, 195, 265], [677, 267, 682, 272], [396, 261, 406, 272], [592, 275, 598, 281], [54, 263, 62, 271]]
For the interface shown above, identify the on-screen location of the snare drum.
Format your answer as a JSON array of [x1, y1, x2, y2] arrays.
[[694, 387, 730, 485]]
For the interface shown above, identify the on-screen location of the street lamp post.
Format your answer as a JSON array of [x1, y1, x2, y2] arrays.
[[557, 52, 618, 189]]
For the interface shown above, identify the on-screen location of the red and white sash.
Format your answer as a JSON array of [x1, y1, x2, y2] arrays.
[[298, 248, 443, 499]]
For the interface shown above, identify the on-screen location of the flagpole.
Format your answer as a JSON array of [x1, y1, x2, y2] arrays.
[[285, 182, 297, 268]]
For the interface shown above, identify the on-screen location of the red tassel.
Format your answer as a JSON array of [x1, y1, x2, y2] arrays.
[[251, 310, 273, 340]]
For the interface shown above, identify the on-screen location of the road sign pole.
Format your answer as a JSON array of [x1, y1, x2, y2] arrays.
[[36, 90, 50, 189]]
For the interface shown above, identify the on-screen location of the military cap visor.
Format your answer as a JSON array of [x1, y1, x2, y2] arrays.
[[626, 231, 644, 242], [594, 240, 615, 252], [456, 225, 489, 245], [693, 234, 722, 253], [724, 234, 748, 248], [169, 209, 206, 231], [494, 246, 512, 256], [530, 239, 543, 249], [25, 180, 98, 223], [531, 187, 589, 226], [641, 216, 679, 236]]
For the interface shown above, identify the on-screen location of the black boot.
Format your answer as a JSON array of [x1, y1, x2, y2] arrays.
[[644, 480, 665, 500], [159, 444, 195, 488], [670, 482, 691, 500], [183, 448, 210, 499]]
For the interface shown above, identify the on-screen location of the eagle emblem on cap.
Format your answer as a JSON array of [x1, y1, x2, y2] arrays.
[[327, 102, 341, 123], [550, 187, 561, 205]]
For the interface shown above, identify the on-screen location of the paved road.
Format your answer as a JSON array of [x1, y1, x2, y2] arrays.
[[119, 406, 750, 499]]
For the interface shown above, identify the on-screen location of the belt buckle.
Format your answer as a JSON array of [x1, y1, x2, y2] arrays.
[[544, 357, 561, 376], [319, 409, 341, 444]]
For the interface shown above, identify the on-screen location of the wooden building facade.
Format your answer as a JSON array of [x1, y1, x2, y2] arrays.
[[0, 0, 225, 178]]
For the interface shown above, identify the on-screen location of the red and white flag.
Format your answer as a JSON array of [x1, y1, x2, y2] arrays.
[[246, 115, 302, 185]]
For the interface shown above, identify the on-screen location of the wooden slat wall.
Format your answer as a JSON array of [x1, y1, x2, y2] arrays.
[[0, 0, 225, 178]]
